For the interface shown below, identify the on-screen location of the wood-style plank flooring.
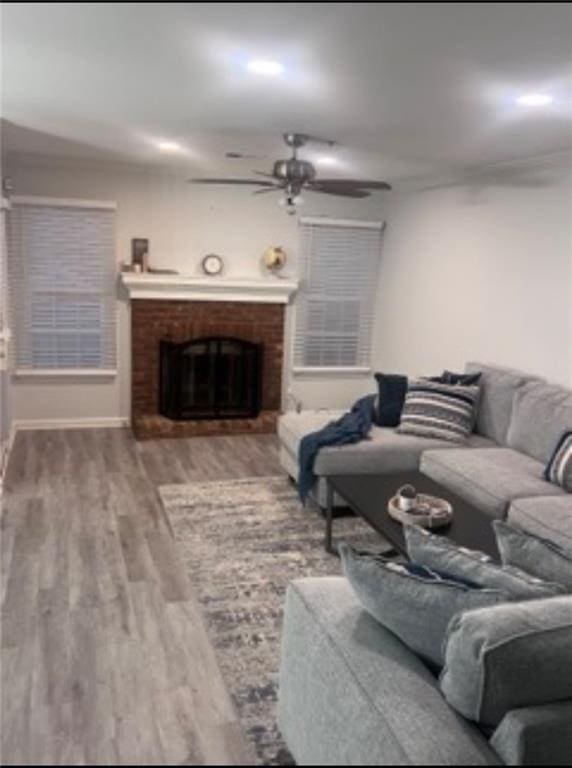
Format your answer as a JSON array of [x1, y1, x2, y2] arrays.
[[1, 429, 283, 765]]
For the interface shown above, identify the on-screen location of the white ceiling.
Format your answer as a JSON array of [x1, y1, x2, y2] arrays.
[[2, 2, 572, 183]]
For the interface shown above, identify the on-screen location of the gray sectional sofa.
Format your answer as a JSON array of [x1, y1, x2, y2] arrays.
[[278, 576, 572, 766], [277, 363, 572, 765], [278, 362, 572, 530]]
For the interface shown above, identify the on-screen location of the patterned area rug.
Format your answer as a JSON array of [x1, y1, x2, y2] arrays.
[[159, 475, 389, 766]]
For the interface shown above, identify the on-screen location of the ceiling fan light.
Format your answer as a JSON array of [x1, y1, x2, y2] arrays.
[[316, 156, 338, 167], [156, 140, 183, 153], [516, 93, 553, 107], [246, 59, 285, 76]]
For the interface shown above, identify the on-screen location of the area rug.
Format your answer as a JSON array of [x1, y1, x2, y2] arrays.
[[159, 475, 389, 766]]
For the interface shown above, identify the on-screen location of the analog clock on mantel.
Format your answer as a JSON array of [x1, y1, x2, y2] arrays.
[[201, 253, 224, 276]]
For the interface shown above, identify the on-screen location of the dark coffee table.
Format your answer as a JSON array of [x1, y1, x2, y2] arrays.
[[325, 471, 499, 560]]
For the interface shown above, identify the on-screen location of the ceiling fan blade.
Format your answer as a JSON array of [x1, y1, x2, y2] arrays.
[[225, 152, 267, 160], [307, 184, 371, 198], [283, 132, 336, 148], [303, 133, 337, 147], [189, 178, 277, 187], [314, 178, 392, 191], [252, 185, 282, 195]]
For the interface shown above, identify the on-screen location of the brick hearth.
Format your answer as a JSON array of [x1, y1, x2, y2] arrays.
[[131, 299, 285, 439]]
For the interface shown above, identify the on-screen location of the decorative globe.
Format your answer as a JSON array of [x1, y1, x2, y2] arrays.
[[263, 246, 287, 273]]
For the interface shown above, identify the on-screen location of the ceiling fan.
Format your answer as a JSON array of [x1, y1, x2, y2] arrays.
[[191, 133, 391, 214]]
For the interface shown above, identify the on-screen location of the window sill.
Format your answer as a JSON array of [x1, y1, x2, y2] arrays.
[[292, 366, 372, 377], [14, 369, 118, 380]]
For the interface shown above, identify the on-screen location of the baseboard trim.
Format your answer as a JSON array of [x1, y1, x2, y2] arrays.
[[12, 417, 130, 431]]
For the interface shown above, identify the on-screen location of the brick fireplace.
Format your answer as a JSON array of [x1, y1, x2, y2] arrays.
[[123, 275, 297, 439]]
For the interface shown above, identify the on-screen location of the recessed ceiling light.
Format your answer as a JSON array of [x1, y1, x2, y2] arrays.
[[516, 93, 554, 107], [246, 59, 285, 76], [157, 140, 183, 153]]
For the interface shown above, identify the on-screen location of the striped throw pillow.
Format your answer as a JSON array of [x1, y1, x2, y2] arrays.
[[544, 431, 572, 491], [396, 378, 480, 442]]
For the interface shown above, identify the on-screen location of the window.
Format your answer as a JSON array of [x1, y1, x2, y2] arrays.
[[293, 217, 383, 371], [7, 198, 117, 374]]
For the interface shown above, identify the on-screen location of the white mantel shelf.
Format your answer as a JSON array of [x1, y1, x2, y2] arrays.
[[120, 273, 298, 304]]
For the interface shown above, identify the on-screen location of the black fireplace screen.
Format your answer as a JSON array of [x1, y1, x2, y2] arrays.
[[160, 337, 263, 420]]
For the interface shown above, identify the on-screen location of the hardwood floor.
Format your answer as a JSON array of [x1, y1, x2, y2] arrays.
[[1, 428, 283, 765]]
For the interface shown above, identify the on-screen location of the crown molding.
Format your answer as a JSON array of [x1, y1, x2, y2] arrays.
[[5, 147, 572, 195], [3, 150, 191, 179], [395, 149, 572, 193]]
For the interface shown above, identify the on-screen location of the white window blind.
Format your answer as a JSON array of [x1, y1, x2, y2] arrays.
[[294, 217, 383, 371], [7, 198, 117, 374]]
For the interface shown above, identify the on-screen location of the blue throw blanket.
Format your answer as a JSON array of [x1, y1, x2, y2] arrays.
[[298, 395, 376, 502]]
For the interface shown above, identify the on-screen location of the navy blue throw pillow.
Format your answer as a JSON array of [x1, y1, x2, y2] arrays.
[[441, 370, 482, 386], [373, 373, 408, 427]]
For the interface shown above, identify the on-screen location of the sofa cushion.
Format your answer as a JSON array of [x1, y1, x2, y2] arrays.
[[278, 577, 499, 766], [507, 381, 572, 464], [340, 544, 512, 668], [464, 362, 537, 445], [404, 524, 564, 599], [279, 411, 494, 469], [279, 411, 479, 508], [421, 447, 566, 519], [440, 596, 572, 727], [490, 701, 572, 766], [508, 496, 572, 557], [317, 428, 493, 476], [494, 520, 572, 591]]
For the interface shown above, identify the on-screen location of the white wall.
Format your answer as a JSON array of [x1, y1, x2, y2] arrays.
[[373, 163, 572, 386], [6, 155, 571, 431], [5, 156, 385, 425]]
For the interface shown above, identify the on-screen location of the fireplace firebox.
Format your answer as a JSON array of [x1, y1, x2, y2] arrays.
[[159, 337, 263, 420]]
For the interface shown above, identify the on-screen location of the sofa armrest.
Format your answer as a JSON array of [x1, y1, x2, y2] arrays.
[[490, 701, 572, 766], [278, 577, 499, 765]]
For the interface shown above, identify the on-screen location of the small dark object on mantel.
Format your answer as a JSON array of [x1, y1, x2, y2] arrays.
[[131, 237, 149, 271]]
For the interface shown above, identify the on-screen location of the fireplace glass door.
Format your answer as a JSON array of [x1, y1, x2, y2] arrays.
[[160, 337, 262, 420]]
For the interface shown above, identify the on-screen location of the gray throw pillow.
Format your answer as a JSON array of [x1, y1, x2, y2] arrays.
[[440, 596, 572, 727], [405, 524, 564, 599], [493, 520, 572, 591], [396, 378, 480, 443], [340, 543, 512, 668]]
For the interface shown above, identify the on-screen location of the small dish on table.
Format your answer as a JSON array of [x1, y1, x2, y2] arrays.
[[387, 493, 453, 530]]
